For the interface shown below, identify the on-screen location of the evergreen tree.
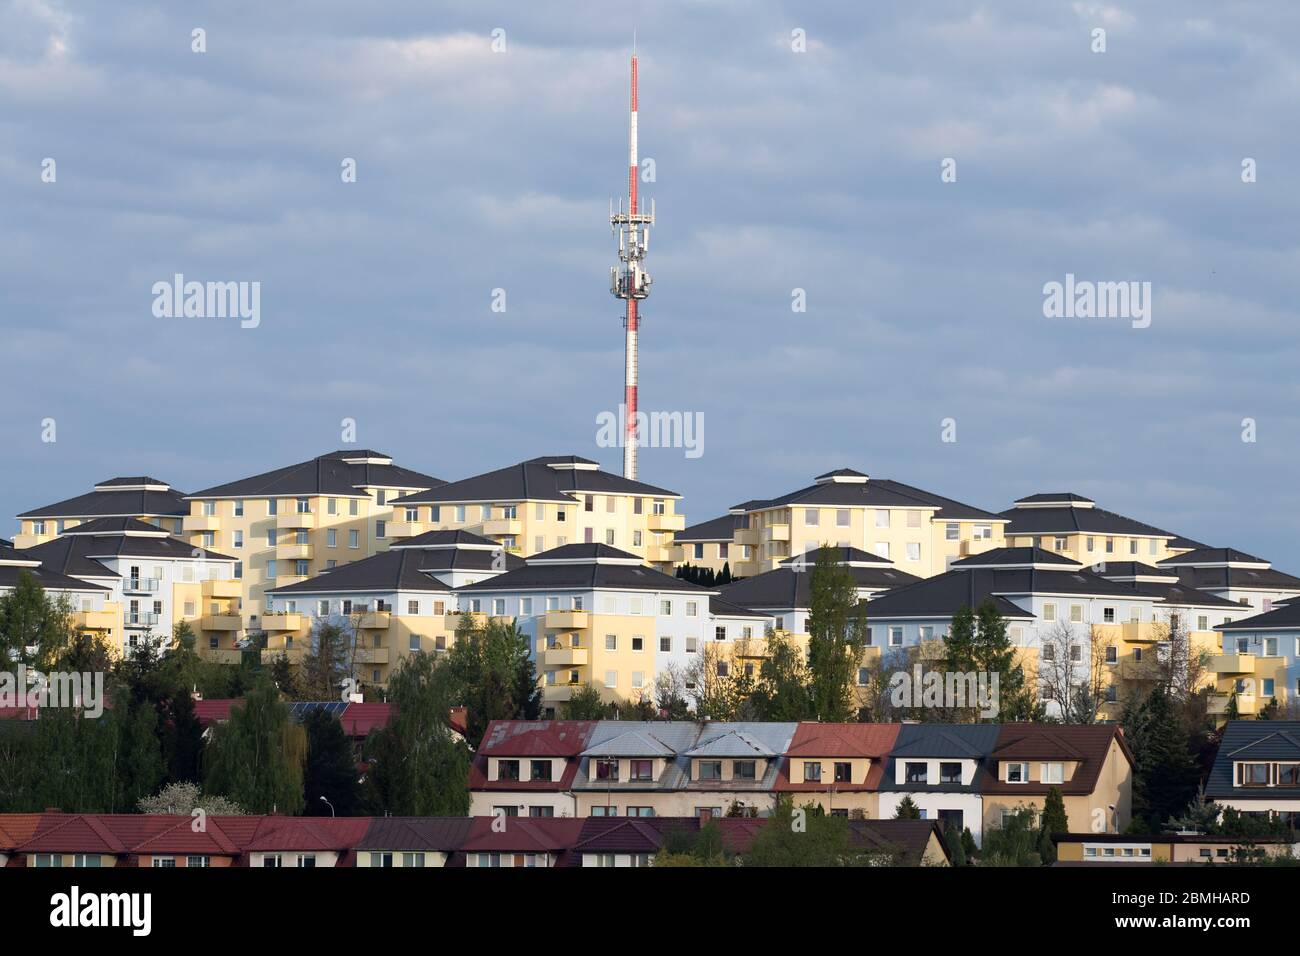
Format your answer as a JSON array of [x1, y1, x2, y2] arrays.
[[563, 683, 609, 719], [893, 795, 921, 819], [1127, 689, 1200, 829], [440, 617, 541, 744], [0, 571, 70, 665], [1038, 786, 1068, 864], [945, 825, 967, 866], [300, 620, 349, 700], [750, 630, 814, 720], [303, 708, 362, 816]]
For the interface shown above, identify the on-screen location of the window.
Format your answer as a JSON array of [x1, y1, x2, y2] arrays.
[[348, 530, 359, 549], [874, 542, 890, 560], [493, 598, 506, 616], [350, 499, 359, 516], [1043, 603, 1056, 622], [409, 634, 422, 653], [905, 762, 928, 784], [266, 560, 277, 579], [698, 760, 722, 781], [906, 542, 920, 561], [630, 760, 654, 781], [836, 509, 850, 527], [875, 510, 890, 528], [631, 635, 644, 651], [907, 510, 922, 529], [1070, 643, 1082, 663], [660, 599, 672, 615], [1054, 536, 1067, 551], [834, 762, 852, 783], [973, 523, 992, 540], [889, 626, 903, 647], [686, 601, 698, 617], [595, 758, 619, 781], [1042, 762, 1064, 784], [530, 760, 553, 781], [939, 762, 962, 784], [1238, 763, 1269, 787], [627, 807, 655, 818], [1105, 645, 1118, 664], [1006, 762, 1028, 783], [803, 762, 822, 783], [187, 856, 210, 868], [856, 667, 869, 686], [685, 637, 698, 654], [605, 634, 617, 651], [1069, 604, 1083, 623], [604, 670, 617, 688], [152, 857, 177, 868], [497, 760, 520, 781], [631, 671, 644, 689], [605, 529, 616, 545], [714, 626, 726, 641], [660, 636, 672, 652], [734, 760, 756, 780]]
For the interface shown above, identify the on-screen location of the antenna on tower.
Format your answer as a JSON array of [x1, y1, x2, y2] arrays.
[[610, 50, 653, 480]]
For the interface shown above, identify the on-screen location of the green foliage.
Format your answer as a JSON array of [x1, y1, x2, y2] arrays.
[[945, 600, 1040, 721], [0, 571, 70, 666], [1038, 786, 1068, 863], [303, 708, 362, 816], [299, 620, 350, 701], [750, 630, 814, 720], [362, 652, 469, 816], [979, 807, 1043, 867], [438, 617, 541, 744], [893, 795, 921, 819], [1123, 689, 1200, 830], [805, 546, 869, 722], [945, 825, 967, 866], [563, 682, 609, 719], [743, 800, 896, 866], [203, 679, 306, 814]]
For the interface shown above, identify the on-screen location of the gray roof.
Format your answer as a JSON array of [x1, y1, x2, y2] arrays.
[[457, 544, 710, 594], [1000, 499, 1201, 547], [730, 473, 1004, 521], [878, 724, 1002, 793], [392, 455, 677, 505], [0, 544, 111, 592], [582, 730, 677, 758], [268, 544, 522, 595], [864, 566, 1140, 621], [17, 479, 188, 520], [674, 513, 745, 543], [189, 450, 443, 499], [719, 563, 920, 612], [1206, 721, 1300, 799], [1218, 602, 1300, 632], [571, 721, 798, 793]]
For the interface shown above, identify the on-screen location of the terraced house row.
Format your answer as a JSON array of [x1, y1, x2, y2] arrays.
[[8, 454, 1300, 716], [0, 811, 951, 868], [469, 719, 1133, 846]]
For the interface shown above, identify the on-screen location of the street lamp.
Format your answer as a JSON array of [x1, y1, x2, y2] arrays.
[[320, 796, 335, 818]]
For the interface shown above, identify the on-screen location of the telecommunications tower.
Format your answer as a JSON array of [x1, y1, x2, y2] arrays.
[[610, 50, 653, 480]]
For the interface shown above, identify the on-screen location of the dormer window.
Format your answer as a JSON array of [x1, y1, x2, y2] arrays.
[[1006, 762, 1028, 784], [594, 758, 619, 781], [696, 761, 721, 782], [939, 762, 962, 784], [1238, 762, 1269, 787], [834, 762, 852, 783], [803, 762, 822, 783], [905, 762, 928, 785], [1042, 762, 1064, 784], [497, 759, 520, 781], [630, 759, 653, 781]]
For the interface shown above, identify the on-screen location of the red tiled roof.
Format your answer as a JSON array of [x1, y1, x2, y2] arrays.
[[469, 720, 597, 791], [243, 816, 371, 852], [775, 722, 901, 791], [193, 699, 237, 726], [340, 702, 393, 737], [460, 816, 585, 858], [449, 706, 469, 736], [0, 813, 43, 851]]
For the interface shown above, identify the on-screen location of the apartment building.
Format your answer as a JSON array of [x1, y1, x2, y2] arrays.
[[13, 476, 190, 548], [860, 547, 1228, 718], [1000, 492, 1205, 565], [0, 542, 111, 648], [726, 468, 1008, 578], [18, 517, 238, 659], [1156, 547, 1300, 617], [263, 529, 523, 685], [388, 454, 686, 571], [181, 449, 444, 630], [773, 722, 901, 817], [1212, 607, 1300, 718], [1205, 720, 1300, 826], [672, 513, 745, 575], [1055, 831, 1297, 865], [455, 543, 724, 712]]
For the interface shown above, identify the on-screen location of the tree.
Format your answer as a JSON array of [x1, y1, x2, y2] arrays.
[[563, 683, 609, 719], [138, 781, 245, 815], [1038, 786, 1068, 863], [980, 807, 1043, 866], [299, 620, 350, 701], [0, 572, 76, 666], [744, 799, 893, 866], [750, 630, 814, 721], [362, 652, 469, 816], [203, 679, 306, 814], [1124, 688, 1200, 830], [945, 600, 1039, 722], [439, 617, 540, 745], [303, 708, 362, 816], [805, 546, 869, 722], [654, 663, 692, 719], [945, 826, 967, 866], [893, 795, 921, 819], [685, 644, 750, 720], [1165, 785, 1220, 834], [1038, 619, 1110, 723]]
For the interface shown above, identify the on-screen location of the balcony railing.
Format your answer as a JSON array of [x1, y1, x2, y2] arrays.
[[124, 612, 160, 628], [122, 578, 160, 594]]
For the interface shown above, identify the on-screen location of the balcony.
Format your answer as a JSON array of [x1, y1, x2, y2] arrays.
[[200, 614, 242, 631], [183, 515, 220, 532], [358, 611, 392, 629], [261, 647, 304, 665], [1119, 659, 1160, 681], [203, 648, 246, 666], [542, 683, 584, 702], [541, 644, 588, 667], [763, 523, 790, 542], [645, 543, 684, 564], [388, 520, 427, 538], [545, 609, 589, 629], [1210, 654, 1256, 675], [124, 613, 160, 629], [201, 579, 242, 600], [262, 613, 303, 631], [647, 512, 685, 532], [72, 609, 116, 631], [734, 528, 759, 547], [275, 542, 313, 560], [959, 537, 998, 556], [276, 511, 316, 530], [1209, 692, 1258, 717], [445, 612, 487, 631], [122, 577, 160, 595], [483, 517, 523, 537], [353, 646, 390, 665]]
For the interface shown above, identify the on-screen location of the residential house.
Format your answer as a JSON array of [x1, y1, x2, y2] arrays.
[[354, 817, 473, 868], [1000, 492, 1204, 566], [876, 723, 1001, 845], [469, 720, 598, 818], [1205, 720, 1300, 826], [459, 816, 586, 868], [1215, 604, 1300, 717], [774, 722, 901, 818], [13, 476, 190, 549], [672, 513, 746, 576]]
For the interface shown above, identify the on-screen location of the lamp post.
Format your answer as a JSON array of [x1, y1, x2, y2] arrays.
[[320, 796, 335, 818]]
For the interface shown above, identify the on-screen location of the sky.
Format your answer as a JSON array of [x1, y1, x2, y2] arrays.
[[2, 1, 1299, 565]]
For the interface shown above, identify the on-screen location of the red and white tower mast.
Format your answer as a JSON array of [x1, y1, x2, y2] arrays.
[[610, 50, 653, 480]]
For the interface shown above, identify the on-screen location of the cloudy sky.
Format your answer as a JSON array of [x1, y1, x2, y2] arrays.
[[2, 1, 1298, 564]]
